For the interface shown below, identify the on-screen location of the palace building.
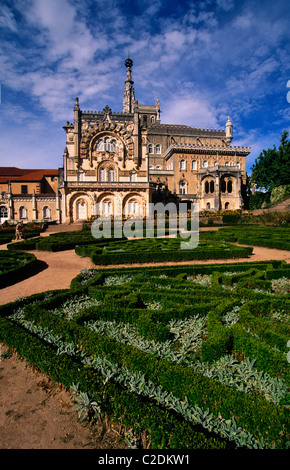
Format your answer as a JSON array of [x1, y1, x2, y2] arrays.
[[0, 58, 251, 224]]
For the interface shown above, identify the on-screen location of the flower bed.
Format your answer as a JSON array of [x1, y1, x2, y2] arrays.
[[0, 260, 288, 449]]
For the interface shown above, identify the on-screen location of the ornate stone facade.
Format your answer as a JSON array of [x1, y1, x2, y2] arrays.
[[0, 58, 250, 225], [59, 58, 250, 222]]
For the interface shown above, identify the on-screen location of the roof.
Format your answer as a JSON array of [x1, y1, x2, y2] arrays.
[[0, 167, 58, 183]]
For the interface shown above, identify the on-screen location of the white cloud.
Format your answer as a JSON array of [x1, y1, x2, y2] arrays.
[[161, 92, 220, 129], [0, 5, 18, 32]]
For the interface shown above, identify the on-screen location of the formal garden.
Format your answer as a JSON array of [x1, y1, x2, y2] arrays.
[[0, 215, 289, 449], [0, 256, 289, 449]]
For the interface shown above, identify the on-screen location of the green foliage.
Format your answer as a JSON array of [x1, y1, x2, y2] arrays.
[[79, 238, 253, 265], [0, 259, 289, 449], [0, 251, 37, 288], [250, 130, 290, 192], [270, 185, 290, 205]]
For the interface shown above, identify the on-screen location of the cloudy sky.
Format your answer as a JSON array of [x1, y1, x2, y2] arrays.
[[0, 0, 289, 173]]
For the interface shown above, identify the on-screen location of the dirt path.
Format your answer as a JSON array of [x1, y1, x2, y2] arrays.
[[0, 240, 289, 449], [0, 244, 289, 306], [0, 343, 126, 450]]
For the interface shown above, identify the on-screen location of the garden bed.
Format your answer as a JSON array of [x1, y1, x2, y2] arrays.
[[0, 251, 38, 289], [75, 238, 253, 265], [0, 260, 288, 449]]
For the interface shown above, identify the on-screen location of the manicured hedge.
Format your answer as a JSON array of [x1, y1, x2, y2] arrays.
[[76, 238, 253, 265], [0, 259, 288, 449], [0, 251, 38, 288], [200, 225, 290, 251]]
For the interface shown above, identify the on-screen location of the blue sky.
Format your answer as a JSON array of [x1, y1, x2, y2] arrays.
[[0, 0, 289, 173]]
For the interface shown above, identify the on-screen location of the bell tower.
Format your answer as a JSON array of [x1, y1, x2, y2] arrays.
[[123, 57, 136, 114]]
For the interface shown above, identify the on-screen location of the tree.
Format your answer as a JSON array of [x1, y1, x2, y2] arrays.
[[250, 130, 290, 192]]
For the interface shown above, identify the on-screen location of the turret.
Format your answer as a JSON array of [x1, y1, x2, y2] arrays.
[[225, 116, 233, 144]]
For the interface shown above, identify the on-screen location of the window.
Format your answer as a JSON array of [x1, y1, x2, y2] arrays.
[[203, 160, 208, 168], [21, 185, 28, 194], [225, 161, 230, 166], [128, 201, 139, 215], [99, 168, 106, 182], [227, 180, 232, 193], [206, 202, 211, 209], [96, 137, 119, 152], [78, 172, 85, 182], [108, 168, 116, 182], [205, 181, 209, 194], [0, 206, 8, 220], [180, 160, 186, 170], [191, 160, 197, 170], [148, 144, 153, 154], [43, 206, 51, 219], [156, 144, 161, 154], [150, 116, 155, 124], [130, 173, 137, 182], [19, 206, 27, 219], [225, 202, 229, 210], [221, 179, 226, 193], [156, 165, 162, 170], [103, 201, 112, 216], [214, 161, 218, 166], [210, 180, 215, 193], [179, 180, 187, 194]]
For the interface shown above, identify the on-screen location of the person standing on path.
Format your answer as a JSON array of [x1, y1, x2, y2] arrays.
[[15, 221, 24, 240]]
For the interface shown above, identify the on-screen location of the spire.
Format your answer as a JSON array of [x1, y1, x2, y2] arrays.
[[123, 57, 136, 113]]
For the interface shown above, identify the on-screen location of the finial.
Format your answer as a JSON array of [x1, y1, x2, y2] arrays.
[[125, 57, 133, 69]]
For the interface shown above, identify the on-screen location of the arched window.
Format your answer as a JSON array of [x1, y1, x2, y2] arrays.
[[0, 206, 8, 221], [221, 179, 226, 193], [43, 206, 51, 219], [180, 160, 186, 170], [191, 160, 197, 170], [96, 137, 119, 153], [150, 116, 155, 124], [99, 168, 106, 182], [206, 202, 211, 209], [203, 160, 208, 168], [179, 181, 187, 194], [148, 144, 153, 154], [96, 139, 104, 151], [103, 201, 113, 216], [108, 168, 116, 182], [225, 202, 230, 210], [225, 161, 230, 166], [19, 206, 27, 219], [156, 144, 161, 154], [205, 181, 209, 194], [227, 180, 232, 193], [210, 180, 215, 193], [128, 201, 139, 215]]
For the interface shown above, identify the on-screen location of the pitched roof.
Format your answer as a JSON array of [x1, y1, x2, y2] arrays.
[[0, 167, 58, 183]]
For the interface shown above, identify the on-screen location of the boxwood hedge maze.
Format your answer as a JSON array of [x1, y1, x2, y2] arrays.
[[0, 258, 289, 449]]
